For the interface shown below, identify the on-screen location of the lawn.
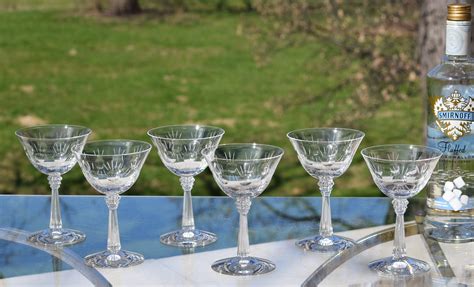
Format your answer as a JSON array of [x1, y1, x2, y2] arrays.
[[0, 2, 424, 197]]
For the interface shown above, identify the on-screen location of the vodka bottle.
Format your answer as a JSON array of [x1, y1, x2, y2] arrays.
[[425, 4, 474, 243]]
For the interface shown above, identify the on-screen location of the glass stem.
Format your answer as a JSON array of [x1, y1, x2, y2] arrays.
[[48, 174, 63, 238], [318, 176, 334, 238], [392, 199, 408, 260], [106, 194, 121, 259], [180, 176, 195, 231], [236, 196, 251, 259]]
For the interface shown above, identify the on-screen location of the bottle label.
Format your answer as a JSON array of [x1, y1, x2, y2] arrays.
[[445, 20, 471, 56], [432, 89, 473, 145]]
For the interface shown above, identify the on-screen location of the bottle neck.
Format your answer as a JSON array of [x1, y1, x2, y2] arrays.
[[444, 54, 469, 63], [445, 20, 471, 58]]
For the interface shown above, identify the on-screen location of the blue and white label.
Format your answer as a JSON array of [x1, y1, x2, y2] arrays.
[[437, 111, 474, 121], [433, 89, 474, 141]]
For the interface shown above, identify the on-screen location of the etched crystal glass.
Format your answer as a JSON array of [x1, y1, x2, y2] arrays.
[[287, 128, 365, 252], [148, 125, 225, 248], [75, 140, 151, 268], [362, 144, 442, 277], [16, 124, 91, 246], [204, 143, 284, 276]]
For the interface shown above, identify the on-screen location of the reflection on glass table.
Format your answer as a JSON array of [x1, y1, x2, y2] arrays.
[[0, 195, 424, 280]]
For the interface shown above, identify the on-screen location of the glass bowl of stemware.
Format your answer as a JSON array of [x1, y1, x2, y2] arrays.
[[287, 128, 365, 252], [148, 125, 225, 248], [16, 124, 91, 246], [203, 143, 284, 276], [362, 144, 442, 277], [75, 140, 151, 268]]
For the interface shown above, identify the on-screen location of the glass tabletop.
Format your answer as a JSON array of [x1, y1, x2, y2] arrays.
[[0, 195, 425, 280]]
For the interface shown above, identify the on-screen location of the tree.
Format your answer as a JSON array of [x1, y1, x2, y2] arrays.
[[250, 0, 419, 125], [95, 0, 141, 15], [417, 1, 446, 79], [251, 0, 474, 124], [110, 0, 140, 15]]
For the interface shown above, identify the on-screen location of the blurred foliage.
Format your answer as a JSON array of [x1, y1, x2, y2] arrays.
[[249, 0, 421, 126]]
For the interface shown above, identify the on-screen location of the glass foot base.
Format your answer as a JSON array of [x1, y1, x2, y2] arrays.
[[296, 234, 355, 252], [160, 229, 217, 248], [426, 226, 474, 243], [28, 228, 86, 247], [85, 250, 144, 268], [212, 256, 275, 276], [369, 256, 430, 277]]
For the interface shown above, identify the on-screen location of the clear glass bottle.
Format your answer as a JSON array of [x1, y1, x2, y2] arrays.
[[425, 4, 474, 243]]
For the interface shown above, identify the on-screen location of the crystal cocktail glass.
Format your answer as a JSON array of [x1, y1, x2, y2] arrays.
[[287, 128, 364, 252], [362, 144, 442, 277], [75, 140, 151, 268], [148, 125, 225, 248], [204, 143, 284, 276], [16, 124, 91, 246]]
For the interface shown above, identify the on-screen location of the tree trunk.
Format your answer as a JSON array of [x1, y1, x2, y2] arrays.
[[417, 0, 446, 79], [216, 0, 227, 11], [108, 0, 141, 16], [244, 0, 253, 11]]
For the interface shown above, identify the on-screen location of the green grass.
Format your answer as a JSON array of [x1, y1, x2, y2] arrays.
[[0, 4, 424, 197]]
